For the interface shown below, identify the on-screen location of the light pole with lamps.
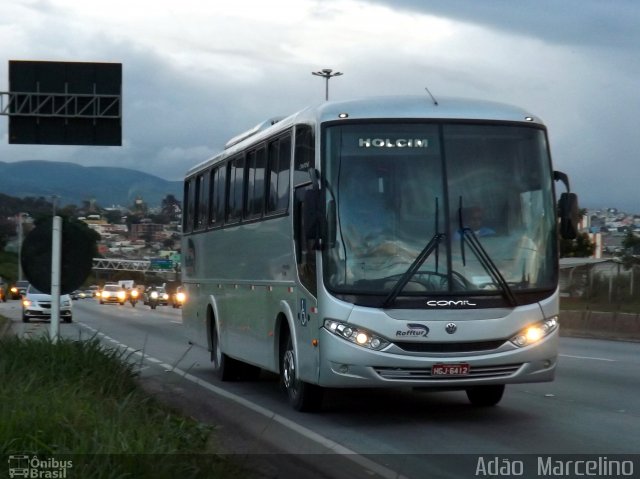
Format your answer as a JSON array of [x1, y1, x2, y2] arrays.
[[311, 68, 343, 101]]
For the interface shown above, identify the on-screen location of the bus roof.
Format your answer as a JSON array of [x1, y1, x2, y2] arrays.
[[186, 95, 543, 177], [309, 95, 542, 125]]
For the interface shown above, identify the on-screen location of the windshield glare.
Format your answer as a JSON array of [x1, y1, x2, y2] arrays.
[[322, 122, 556, 299]]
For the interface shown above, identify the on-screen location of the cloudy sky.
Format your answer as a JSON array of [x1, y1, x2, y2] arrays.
[[1, 0, 638, 211]]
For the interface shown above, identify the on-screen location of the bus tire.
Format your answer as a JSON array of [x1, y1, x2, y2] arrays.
[[211, 317, 242, 381], [466, 384, 505, 407], [281, 335, 323, 412]]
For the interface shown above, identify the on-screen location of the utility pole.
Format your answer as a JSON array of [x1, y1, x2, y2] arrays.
[[17, 213, 25, 281], [311, 68, 343, 101]]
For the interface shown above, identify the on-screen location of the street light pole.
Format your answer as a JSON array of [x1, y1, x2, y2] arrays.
[[311, 68, 343, 101]]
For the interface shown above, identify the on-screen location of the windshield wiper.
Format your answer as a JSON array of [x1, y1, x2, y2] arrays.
[[382, 198, 443, 309], [458, 198, 517, 306]]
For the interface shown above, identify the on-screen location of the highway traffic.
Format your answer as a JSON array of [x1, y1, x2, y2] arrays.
[[3, 298, 639, 478]]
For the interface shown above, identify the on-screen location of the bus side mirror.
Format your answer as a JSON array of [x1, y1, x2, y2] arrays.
[[558, 192, 579, 240]]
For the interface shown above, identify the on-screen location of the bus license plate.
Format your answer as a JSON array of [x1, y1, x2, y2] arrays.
[[431, 363, 470, 376]]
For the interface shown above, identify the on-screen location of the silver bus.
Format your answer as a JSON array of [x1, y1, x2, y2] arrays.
[[181, 95, 578, 411]]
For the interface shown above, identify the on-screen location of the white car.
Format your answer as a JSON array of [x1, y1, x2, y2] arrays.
[[21, 284, 73, 323]]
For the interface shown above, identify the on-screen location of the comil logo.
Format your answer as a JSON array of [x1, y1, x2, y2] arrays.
[[358, 138, 429, 148], [426, 300, 477, 308]]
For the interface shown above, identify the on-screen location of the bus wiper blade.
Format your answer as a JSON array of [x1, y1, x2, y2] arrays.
[[457, 197, 516, 307], [462, 228, 518, 307], [381, 232, 445, 309]]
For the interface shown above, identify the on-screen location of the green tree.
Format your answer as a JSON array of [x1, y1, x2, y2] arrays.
[[159, 194, 181, 223], [560, 232, 595, 258], [620, 230, 640, 270]]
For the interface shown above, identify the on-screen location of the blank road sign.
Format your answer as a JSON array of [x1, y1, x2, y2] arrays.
[[8, 60, 122, 146]]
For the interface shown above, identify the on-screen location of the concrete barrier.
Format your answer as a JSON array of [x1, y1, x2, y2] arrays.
[[560, 310, 640, 341]]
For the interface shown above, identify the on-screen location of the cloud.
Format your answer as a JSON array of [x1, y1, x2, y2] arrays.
[[363, 0, 640, 51]]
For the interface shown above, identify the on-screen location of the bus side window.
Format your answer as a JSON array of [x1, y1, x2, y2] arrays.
[[183, 178, 194, 234], [277, 136, 291, 211], [226, 155, 244, 223], [266, 135, 291, 214], [216, 166, 226, 225], [245, 147, 266, 219], [193, 174, 201, 231], [245, 150, 256, 219], [195, 173, 208, 231], [208, 167, 216, 227], [267, 140, 279, 213], [254, 147, 266, 216]]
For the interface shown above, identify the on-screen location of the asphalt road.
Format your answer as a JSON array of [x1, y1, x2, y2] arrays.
[[3, 298, 639, 478]]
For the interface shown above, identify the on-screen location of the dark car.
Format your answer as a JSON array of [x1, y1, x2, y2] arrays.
[[10, 280, 29, 300]]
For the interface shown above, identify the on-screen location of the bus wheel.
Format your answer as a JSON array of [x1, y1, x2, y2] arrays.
[[465, 384, 505, 407], [211, 320, 241, 381], [281, 336, 323, 412]]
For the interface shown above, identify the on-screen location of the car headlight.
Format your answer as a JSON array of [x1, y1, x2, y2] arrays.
[[117, 291, 126, 300], [510, 317, 558, 348], [324, 319, 389, 351], [22, 299, 31, 307]]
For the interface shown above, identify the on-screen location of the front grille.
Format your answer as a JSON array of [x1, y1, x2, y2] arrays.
[[394, 340, 506, 353], [39, 303, 51, 309], [374, 363, 522, 381]]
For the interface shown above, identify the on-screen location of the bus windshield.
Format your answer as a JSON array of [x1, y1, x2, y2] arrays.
[[322, 122, 557, 303]]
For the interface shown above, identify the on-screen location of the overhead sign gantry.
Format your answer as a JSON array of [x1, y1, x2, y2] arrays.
[[1, 59, 123, 341], [1, 60, 122, 145]]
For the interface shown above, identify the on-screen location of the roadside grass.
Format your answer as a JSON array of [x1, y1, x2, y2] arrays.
[[0, 334, 248, 478]]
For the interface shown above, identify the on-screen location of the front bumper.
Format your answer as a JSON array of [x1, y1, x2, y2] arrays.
[[317, 327, 558, 388], [101, 296, 125, 304], [23, 306, 72, 320]]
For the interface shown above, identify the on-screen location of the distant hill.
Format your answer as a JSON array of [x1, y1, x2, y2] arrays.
[[0, 161, 182, 208]]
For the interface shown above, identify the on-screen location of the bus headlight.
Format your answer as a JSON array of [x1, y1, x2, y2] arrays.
[[324, 320, 389, 351], [510, 317, 558, 348]]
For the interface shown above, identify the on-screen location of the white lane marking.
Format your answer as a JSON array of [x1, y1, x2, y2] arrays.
[[560, 354, 616, 362], [74, 321, 406, 479]]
